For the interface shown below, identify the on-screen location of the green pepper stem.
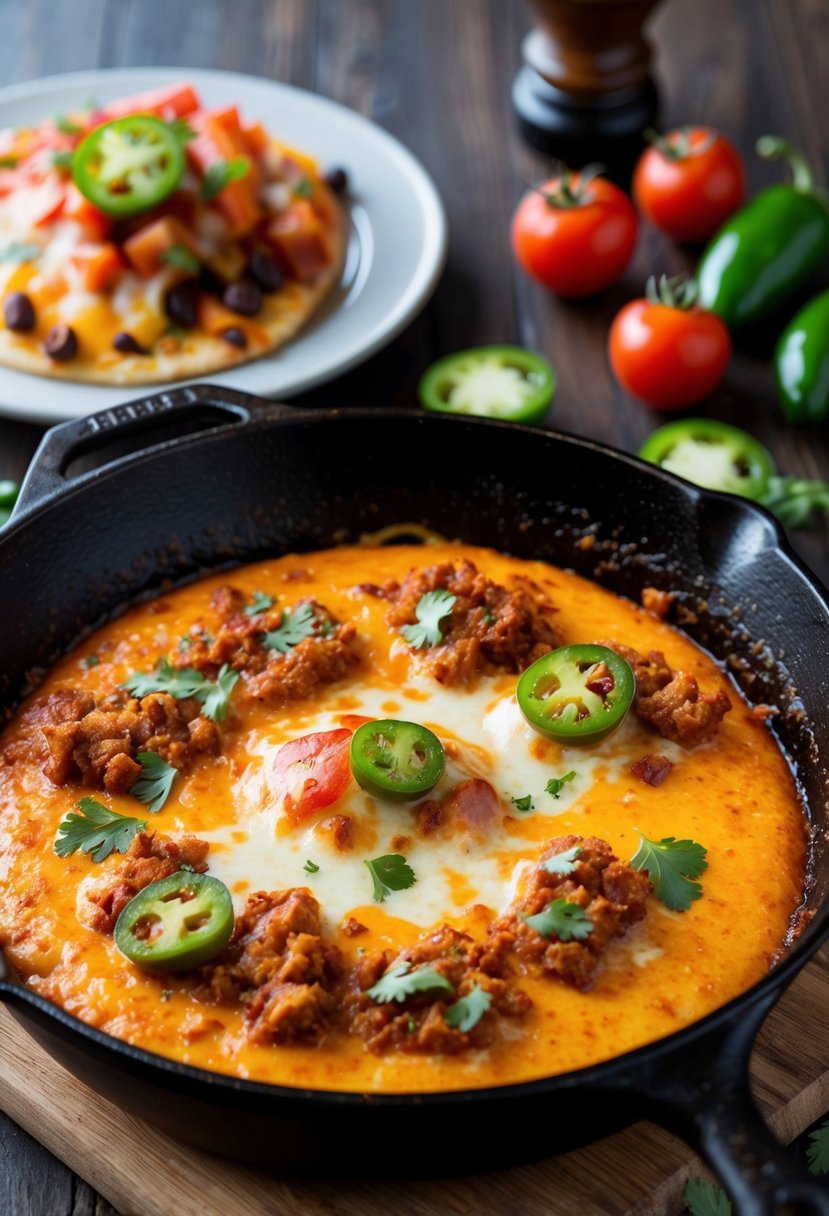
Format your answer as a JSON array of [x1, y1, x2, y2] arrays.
[[756, 136, 814, 192]]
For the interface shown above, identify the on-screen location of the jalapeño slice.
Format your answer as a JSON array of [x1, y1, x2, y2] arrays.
[[517, 644, 635, 744], [638, 418, 775, 502], [72, 115, 185, 217], [418, 346, 555, 425], [351, 719, 445, 801], [114, 870, 234, 973]]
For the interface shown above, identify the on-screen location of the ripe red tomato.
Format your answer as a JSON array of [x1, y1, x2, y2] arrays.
[[271, 728, 352, 824], [511, 169, 638, 298], [633, 128, 746, 244], [608, 281, 731, 411]]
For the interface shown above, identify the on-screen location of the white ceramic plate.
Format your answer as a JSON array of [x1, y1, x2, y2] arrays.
[[0, 67, 447, 423]]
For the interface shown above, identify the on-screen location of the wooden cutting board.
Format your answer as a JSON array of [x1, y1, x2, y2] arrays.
[[2, 951, 829, 1216]]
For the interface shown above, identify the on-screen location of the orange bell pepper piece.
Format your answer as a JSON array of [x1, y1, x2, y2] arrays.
[[63, 184, 113, 240], [69, 242, 124, 292], [187, 112, 262, 237], [122, 216, 200, 279]]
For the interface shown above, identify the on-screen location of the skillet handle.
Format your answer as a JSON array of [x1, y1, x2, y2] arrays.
[[13, 384, 293, 519], [627, 988, 829, 1215]]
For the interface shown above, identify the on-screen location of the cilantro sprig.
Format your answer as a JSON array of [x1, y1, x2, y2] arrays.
[[131, 752, 177, 814], [262, 602, 323, 653], [366, 961, 453, 1004], [168, 117, 196, 143], [761, 475, 829, 529], [683, 1178, 732, 1216], [160, 243, 200, 274], [511, 794, 534, 812], [201, 156, 250, 201], [54, 797, 146, 863], [546, 770, 577, 799], [363, 853, 416, 902], [541, 844, 581, 876], [245, 590, 275, 616], [445, 984, 492, 1032], [401, 589, 456, 649], [55, 114, 82, 135], [807, 1118, 829, 1175], [122, 659, 238, 723], [522, 898, 593, 942], [631, 832, 708, 912]]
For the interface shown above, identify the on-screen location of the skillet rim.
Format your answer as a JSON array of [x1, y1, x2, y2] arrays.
[[1, 401, 828, 1109]]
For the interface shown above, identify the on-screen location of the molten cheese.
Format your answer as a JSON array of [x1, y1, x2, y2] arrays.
[[0, 544, 808, 1093]]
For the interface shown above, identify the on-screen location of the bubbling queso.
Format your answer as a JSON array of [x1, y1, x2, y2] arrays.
[[0, 545, 808, 1093]]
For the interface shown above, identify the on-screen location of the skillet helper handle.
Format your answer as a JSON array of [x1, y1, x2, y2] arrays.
[[630, 990, 829, 1216], [14, 384, 291, 518]]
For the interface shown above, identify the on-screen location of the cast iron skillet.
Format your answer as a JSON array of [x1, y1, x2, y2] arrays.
[[1, 385, 828, 1215]]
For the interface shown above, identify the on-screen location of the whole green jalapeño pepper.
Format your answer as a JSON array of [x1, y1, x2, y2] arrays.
[[697, 137, 829, 329], [775, 288, 829, 424]]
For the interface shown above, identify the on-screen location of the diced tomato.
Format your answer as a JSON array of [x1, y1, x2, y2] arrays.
[[187, 112, 262, 236], [271, 729, 352, 825], [103, 83, 200, 122], [122, 215, 199, 279], [209, 106, 243, 140], [69, 242, 124, 292], [63, 184, 113, 240], [264, 200, 332, 281]]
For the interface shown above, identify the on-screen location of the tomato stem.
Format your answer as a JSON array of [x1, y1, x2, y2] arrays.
[[644, 127, 716, 163], [645, 274, 699, 311], [756, 136, 814, 193], [533, 161, 606, 210]]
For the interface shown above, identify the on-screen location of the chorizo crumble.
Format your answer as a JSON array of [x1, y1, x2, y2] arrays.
[[603, 640, 731, 746], [383, 560, 560, 684]]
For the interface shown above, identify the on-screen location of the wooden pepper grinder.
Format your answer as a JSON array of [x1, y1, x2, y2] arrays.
[[513, 0, 666, 177]]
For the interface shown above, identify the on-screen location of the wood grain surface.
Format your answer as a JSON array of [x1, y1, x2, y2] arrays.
[[0, 0, 827, 1212], [1, 950, 829, 1216]]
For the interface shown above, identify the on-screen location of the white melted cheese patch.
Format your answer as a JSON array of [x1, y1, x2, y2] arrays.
[[201, 675, 677, 932]]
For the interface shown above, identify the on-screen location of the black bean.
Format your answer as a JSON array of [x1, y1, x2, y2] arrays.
[[164, 280, 199, 328], [248, 251, 284, 293], [112, 331, 145, 355], [43, 324, 77, 361], [221, 327, 248, 349], [222, 280, 262, 317], [4, 291, 35, 332], [323, 166, 348, 194]]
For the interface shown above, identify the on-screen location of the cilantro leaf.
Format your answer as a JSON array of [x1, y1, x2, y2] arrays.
[[83, 654, 100, 669], [363, 853, 416, 902], [366, 961, 454, 1004], [761, 475, 829, 529], [262, 602, 318, 654], [445, 983, 492, 1032], [541, 844, 581, 876], [122, 658, 237, 723], [201, 157, 250, 201], [200, 664, 239, 722], [244, 591, 275, 616], [807, 1118, 829, 1175], [683, 1178, 732, 1216], [0, 242, 40, 264], [168, 117, 196, 143], [51, 150, 74, 170], [522, 898, 593, 942], [401, 589, 456, 649], [54, 797, 146, 863], [292, 176, 314, 199], [0, 155, 18, 168], [546, 770, 577, 799], [160, 243, 200, 274], [131, 752, 177, 814], [56, 114, 82, 135], [631, 833, 708, 912], [511, 794, 534, 812], [303, 859, 320, 874]]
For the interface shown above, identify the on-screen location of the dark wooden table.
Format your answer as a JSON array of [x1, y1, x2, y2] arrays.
[[0, 1, 826, 1212]]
